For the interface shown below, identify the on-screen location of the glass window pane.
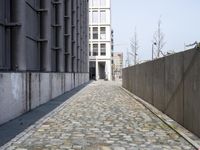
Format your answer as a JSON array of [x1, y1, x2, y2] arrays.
[[89, 44, 91, 56], [93, 27, 98, 39], [100, 10, 106, 24], [100, 27, 106, 39], [92, 10, 98, 24], [100, 44, 106, 56], [93, 44, 98, 56]]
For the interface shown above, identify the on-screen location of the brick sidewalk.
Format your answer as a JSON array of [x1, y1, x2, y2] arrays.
[[1, 81, 195, 150]]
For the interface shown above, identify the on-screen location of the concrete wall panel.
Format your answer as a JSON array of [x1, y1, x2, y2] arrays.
[[142, 62, 153, 104], [40, 73, 52, 105], [0, 73, 26, 124], [30, 73, 40, 109], [122, 47, 200, 137], [71, 73, 75, 89], [65, 73, 72, 92], [74, 73, 79, 88], [183, 49, 200, 137], [52, 73, 64, 99], [164, 53, 184, 125], [153, 58, 165, 111], [0, 72, 89, 125]]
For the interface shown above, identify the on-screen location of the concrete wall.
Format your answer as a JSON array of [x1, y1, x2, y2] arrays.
[[0, 72, 89, 125], [122, 47, 200, 137]]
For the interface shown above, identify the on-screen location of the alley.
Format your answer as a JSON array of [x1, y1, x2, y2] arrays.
[[1, 81, 195, 150]]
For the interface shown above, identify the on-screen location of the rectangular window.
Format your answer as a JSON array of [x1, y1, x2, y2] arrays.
[[93, 27, 98, 39], [100, 10, 106, 24], [89, 44, 91, 56], [100, 44, 106, 56], [93, 44, 98, 56], [100, 0, 106, 7], [89, 27, 91, 39], [100, 27, 106, 39], [89, 11, 92, 24], [92, 10, 98, 24]]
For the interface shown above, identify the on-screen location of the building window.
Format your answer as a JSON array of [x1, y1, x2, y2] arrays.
[[100, 10, 106, 24], [89, 27, 91, 39], [89, 44, 91, 56], [93, 27, 98, 39], [100, 27, 106, 39], [93, 44, 98, 56], [92, 0, 99, 7], [100, 0, 106, 7], [100, 44, 106, 56], [89, 11, 92, 24], [92, 10, 98, 24]]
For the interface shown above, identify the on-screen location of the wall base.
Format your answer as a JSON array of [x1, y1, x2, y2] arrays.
[[0, 72, 89, 125]]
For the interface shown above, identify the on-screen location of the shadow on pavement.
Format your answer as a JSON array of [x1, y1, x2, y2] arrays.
[[0, 81, 91, 146]]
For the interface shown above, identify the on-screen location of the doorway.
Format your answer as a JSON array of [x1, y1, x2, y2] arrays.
[[98, 62, 106, 79], [89, 61, 96, 80]]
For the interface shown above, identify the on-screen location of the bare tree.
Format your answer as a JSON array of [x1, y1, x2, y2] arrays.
[[130, 28, 139, 65], [125, 49, 130, 67], [153, 18, 166, 58]]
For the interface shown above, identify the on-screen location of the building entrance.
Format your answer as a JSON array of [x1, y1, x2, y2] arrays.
[[98, 62, 106, 79], [89, 61, 96, 80]]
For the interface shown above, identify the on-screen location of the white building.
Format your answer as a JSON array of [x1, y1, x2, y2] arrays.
[[89, 0, 112, 80], [112, 52, 123, 80]]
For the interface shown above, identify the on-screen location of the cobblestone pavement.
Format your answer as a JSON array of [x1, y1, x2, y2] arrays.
[[1, 81, 195, 150]]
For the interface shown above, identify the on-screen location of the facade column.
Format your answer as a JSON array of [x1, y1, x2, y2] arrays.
[[12, 0, 26, 71], [40, 0, 51, 71], [58, 0, 65, 72], [86, 0, 89, 73], [65, 0, 72, 72], [72, 0, 77, 73]]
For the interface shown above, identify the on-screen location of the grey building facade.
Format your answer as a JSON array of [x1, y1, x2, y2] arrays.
[[0, 0, 89, 125], [0, 0, 89, 72]]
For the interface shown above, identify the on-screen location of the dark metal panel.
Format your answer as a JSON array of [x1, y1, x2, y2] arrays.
[[40, 0, 52, 72], [25, 1, 39, 39], [51, 2, 58, 72], [51, 50, 57, 72], [26, 38, 40, 70], [0, 27, 5, 69], [0, 0, 5, 69], [0, 0, 11, 70]]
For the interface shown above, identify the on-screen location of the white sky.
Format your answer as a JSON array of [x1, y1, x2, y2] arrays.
[[112, 0, 200, 63]]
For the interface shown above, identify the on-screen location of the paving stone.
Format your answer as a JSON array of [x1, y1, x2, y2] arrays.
[[113, 147, 126, 150], [1, 81, 195, 150]]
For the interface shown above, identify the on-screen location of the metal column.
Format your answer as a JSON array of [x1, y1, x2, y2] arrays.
[[58, 0, 65, 72], [12, 0, 26, 71], [71, 0, 77, 72], [64, 0, 72, 72], [40, 0, 52, 71]]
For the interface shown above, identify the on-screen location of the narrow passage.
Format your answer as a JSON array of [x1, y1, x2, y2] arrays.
[[1, 81, 194, 150]]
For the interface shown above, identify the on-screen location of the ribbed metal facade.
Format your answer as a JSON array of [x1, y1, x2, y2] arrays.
[[0, 0, 89, 73]]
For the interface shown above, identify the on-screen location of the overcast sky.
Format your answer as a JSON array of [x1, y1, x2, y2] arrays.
[[112, 0, 200, 63]]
